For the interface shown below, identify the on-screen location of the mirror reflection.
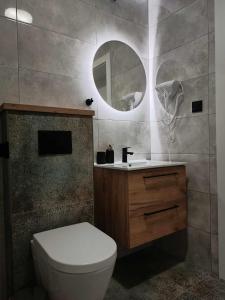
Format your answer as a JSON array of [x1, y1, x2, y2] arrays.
[[93, 41, 146, 111]]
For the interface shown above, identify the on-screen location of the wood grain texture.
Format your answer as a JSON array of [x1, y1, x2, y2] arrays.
[[0, 103, 95, 117], [94, 166, 187, 250], [94, 168, 129, 249]]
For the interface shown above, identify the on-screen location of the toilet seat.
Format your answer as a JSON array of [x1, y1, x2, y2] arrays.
[[33, 222, 117, 274]]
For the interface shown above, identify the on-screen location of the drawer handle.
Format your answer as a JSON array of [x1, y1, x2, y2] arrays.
[[144, 205, 179, 216], [143, 172, 178, 179]]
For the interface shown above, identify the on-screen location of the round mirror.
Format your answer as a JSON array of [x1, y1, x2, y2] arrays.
[[93, 41, 146, 111]]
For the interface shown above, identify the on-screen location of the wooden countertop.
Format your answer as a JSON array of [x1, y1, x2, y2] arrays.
[[0, 103, 95, 117]]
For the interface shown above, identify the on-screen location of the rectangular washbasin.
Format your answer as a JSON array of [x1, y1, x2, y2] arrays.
[[94, 160, 186, 171]]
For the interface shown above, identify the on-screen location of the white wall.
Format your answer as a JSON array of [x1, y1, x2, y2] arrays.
[[215, 0, 225, 280]]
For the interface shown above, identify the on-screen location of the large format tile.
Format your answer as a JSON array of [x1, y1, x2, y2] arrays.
[[19, 68, 98, 111], [96, 11, 148, 59], [186, 227, 211, 272], [210, 155, 217, 195], [148, 0, 196, 25], [98, 120, 150, 161], [0, 66, 18, 103], [209, 114, 216, 155], [188, 191, 210, 233], [95, 0, 148, 27], [17, 0, 97, 44], [150, 75, 209, 121], [0, 0, 16, 18], [151, 35, 208, 79], [209, 31, 215, 74], [208, 0, 215, 33], [150, 0, 208, 57], [151, 115, 209, 155], [211, 194, 218, 235], [211, 234, 219, 274], [18, 23, 92, 79], [209, 73, 215, 114], [0, 17, 17, 67]]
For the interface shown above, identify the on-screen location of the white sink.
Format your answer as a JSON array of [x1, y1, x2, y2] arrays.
[[94, 160, 186, 171]]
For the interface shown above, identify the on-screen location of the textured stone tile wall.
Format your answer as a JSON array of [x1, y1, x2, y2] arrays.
[[3, 111, 94, 293], [0, 0, 150, 162], [149, 0, 217, 273]]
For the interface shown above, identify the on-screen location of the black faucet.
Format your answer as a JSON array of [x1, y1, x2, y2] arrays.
[[122, 147, 134, 163]]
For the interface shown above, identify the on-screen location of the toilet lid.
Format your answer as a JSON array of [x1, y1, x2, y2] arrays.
[[33, 222, 117, 274]]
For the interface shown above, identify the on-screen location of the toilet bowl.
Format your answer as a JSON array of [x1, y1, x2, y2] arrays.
[[31, 222, 117, 300]]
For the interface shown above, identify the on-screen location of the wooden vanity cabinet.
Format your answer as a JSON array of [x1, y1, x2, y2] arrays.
[[94, 165, 187, 250]]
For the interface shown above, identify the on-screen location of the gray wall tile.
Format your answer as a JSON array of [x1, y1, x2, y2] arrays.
[[188, 191, 210, 232], [96, 11, 148, 59], [209, 73, 215, 114], [150, 0, 208, 57], [208, 0, 215, 33], [152, 35, 208, 80], [95, 0, 148, 27], [0, 17, 17, 68], [18, 23, 91, 79], [211, 194, 218, 235], [209, 31, 215, 74], [98, 120, 150, 161], [149, 0, 196, 25], [209, 114, 216, 155], [151, 115, 209, 155], [0, 66, 18, 103], [210, 155, 217, 195], [186, 227, 211, 272], [19, 68, 96, 109], [0, 0, 16, 18], [211, 234, 218, 274], [17, 0, 97, 44]]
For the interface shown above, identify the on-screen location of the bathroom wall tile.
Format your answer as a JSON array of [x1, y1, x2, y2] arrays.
[[95, 0, 148, 27], [19, 68, 98, 112], [211, 194, 218, 235], [150, 75, 209, 122], [96, 11, 148, 59], [150, 0, 208, 57], [98, 120, 150, 161], [209, 73, 215, 114], [210, 155, 217, 195], [209, 114, 216, 155], [151, 35, 208, 81], [18, 23, 92, 79], [0, 0, 16, 18], [17, 0, 97, 44], [0, 66, 18, 103], [148, 0, 196, 25], [209, 31, 215, 74], [211, 234, 219, 274], [208, 0, 215, 33], [151, 115, 209, 155], [188, 191, 210, 233], [0, 17, 17, 68], [173, 154, 210, 193], [186, 227, 211, 271]]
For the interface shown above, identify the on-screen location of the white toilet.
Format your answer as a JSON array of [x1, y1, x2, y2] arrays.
[[31, 222, 117, 300]]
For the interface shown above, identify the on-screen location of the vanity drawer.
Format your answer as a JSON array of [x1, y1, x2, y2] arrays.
[[128, 166, 186, 211], [129, 200, 187, 248]]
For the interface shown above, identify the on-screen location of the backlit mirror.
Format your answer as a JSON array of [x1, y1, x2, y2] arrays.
[[93, 41, 146, 111]]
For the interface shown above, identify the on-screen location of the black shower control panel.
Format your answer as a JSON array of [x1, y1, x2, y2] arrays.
[[192, 100, 203, 113], [38, 130, 72, 155]]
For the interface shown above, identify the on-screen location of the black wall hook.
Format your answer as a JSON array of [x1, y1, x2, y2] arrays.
[[85, 98, 94, 106]]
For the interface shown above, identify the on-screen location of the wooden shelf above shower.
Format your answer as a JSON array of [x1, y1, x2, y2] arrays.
[[0, 103, 95, 117]]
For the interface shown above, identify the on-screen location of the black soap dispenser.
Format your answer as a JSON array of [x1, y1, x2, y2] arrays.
[[105, 145, 114, 164]]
